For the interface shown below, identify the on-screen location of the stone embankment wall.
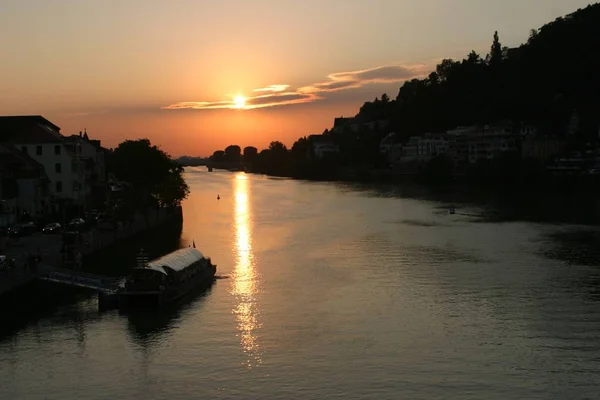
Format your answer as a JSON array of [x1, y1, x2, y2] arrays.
[[0, 206, 182, 296]]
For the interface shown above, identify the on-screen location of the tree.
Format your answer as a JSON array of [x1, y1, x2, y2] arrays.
[[224, 145, 241, 163], [436, 59, 458, 82], [488, 31, 503, 67], [381, 93, 390, 103], [269, 141, 288, 153], [527, 29, 538, 44], [243, 146, 258, 165], [109, 139, 189, 209], [291, 137, 310, 160], [208, 4, 600, 180], [466, 50, 482, 64], [210, 150, 225, 163]]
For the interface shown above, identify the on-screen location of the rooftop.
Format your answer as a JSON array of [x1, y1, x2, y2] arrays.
[[0, 143, 47, 175], [0, 115, 63, 144]]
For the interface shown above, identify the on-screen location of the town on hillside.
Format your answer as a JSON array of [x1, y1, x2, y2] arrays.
[[209, 110, 600, 184], [209, 5, 600, 184]]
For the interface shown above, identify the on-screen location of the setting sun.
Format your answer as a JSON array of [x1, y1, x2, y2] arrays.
[[234, 95, 246, 109]]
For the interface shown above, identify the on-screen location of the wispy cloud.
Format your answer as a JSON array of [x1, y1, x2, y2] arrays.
[[62, 110, 108, 118], [298, 65, 426, 94], [252, 84, 289, 93], [162, 63, 429, 111]]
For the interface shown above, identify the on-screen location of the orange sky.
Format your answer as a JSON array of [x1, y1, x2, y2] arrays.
[[1, 0, 594, 157]]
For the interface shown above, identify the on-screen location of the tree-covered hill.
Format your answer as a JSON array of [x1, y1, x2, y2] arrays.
[[353, 3, 600, 142]]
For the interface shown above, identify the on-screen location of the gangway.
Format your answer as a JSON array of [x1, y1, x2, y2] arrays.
[[38, 266, 121, 294]]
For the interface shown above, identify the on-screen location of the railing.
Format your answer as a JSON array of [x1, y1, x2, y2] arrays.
[[0, 207, 180, 296], [39, 266, 120, 293]]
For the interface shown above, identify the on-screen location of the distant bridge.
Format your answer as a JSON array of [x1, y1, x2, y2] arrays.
[[38, 266, 121, 294]]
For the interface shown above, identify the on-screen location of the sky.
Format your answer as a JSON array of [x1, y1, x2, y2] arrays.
[[0, 0, 595, 157]]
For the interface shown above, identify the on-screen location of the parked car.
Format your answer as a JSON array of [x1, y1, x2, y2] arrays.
[[67, 218, 86, 232], [42, 222, 62, 234], [8, 222, 37, 237], [0, 255, 15, 272]]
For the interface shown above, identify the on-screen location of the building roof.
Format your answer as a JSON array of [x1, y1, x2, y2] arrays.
[[65, 131, 103, 150], [333, 117, 353, 127], [143, 247, 206, 276], [308, 134, 334, 143], [0, 143, 48, 179], [0, 143, 44, 169], [0, 115, 63, 144]]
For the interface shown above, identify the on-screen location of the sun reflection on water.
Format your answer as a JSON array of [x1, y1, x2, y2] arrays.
[[231, 173, 262, 367]]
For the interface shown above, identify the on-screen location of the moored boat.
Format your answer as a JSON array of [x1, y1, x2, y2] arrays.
[[118, 246, 216, 309]]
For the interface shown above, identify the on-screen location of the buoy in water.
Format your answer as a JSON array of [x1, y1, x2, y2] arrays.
[[217, 194, 220, 200]]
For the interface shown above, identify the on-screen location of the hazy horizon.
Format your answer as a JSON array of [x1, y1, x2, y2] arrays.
[[1, 0, 595, 157]]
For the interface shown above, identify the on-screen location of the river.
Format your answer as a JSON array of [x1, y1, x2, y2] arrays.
[[1, 168, 600, 399]]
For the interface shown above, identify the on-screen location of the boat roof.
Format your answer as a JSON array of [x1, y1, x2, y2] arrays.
[[143, 247, 205, 275]]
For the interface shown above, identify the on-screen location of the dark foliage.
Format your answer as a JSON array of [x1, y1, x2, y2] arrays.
[[109, 139, 189, 208], [208, 5, 600, 182]]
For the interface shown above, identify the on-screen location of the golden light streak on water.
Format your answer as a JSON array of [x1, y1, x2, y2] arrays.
[[231, 173, 262, 367]]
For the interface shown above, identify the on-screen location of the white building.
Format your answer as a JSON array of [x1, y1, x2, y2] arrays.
[[400, 133, 449, 163], [379, 132, 397, 155], [466, 124, 518, 163], [65, 130, 108, 206], [446, 124, 519, 164], [0, 116, 86, 206]]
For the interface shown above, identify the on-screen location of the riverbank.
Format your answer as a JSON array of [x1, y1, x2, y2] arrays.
[[232, 163, 600, 195], [0, 206, 182, 297]]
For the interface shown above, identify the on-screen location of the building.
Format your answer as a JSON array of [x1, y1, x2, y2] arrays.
[[64, 129, 107, 207], [0, 143, 50, 221], [447, 124, 519, 164], [400, 133, 449, 164], [388, 143, 403, 168], [467, 124, 518, 163], [0, 116, 86, 208], [307, 134, 340, 159], [379, 132, 398, 155], [363, 119, 390, 132], [521, 136, 564, 163], [332, 117, 354, 134], [446, 126, 480, 164], [566, 109, 580, 136]]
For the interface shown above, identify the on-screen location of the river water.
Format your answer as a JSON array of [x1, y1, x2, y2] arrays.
[[1, 168, 600, 399]]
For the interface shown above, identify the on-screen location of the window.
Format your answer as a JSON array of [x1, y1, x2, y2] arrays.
[[54, 145, 61, 155], [36, 145, 42, 155], [21, 146, 28, 154], [55, 163, 62, 173], [56, 181, 62, 193]]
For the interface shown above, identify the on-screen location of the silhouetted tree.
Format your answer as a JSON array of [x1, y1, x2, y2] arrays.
[[109, 139, 189, 208], [210, 150, 225, 163], [268, 141, 287, 153], [488, 31, 503, 67], [243, 146, 258, 165], [210, 4, 600, 180], [291, 137, 310, 160], [224, 145, 241, 163]]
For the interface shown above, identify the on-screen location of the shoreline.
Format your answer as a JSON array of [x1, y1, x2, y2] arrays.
[[195, 165, 600, 195], [0, 206, 183, 297]]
